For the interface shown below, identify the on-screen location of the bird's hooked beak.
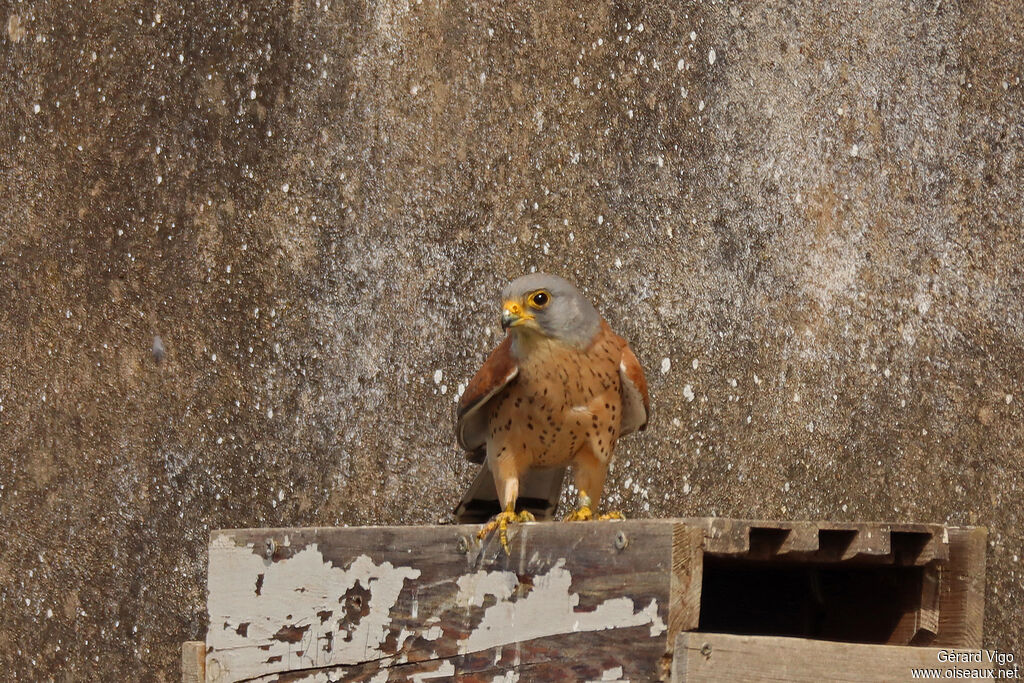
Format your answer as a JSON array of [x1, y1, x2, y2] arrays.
[[501, 300, 534, 331]]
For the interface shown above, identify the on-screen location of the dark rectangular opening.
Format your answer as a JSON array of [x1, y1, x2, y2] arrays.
[[891, 531, 932, 565], [748, 527, 790, 557], [698, 556, 931, 644], [818, 529, 858, 560]]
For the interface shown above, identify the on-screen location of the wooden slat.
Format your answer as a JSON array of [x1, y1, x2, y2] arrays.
[[672, 633, 994, 682], [205, 520, 702, 682], [203, 519, 983, 680], [934, 526, 987, 647], [666, 525, 705, 679], [681, 518, 948, 565], [240, 628, 659, 682], [888, 563, 942, 645], [182, 641, 206, 683]]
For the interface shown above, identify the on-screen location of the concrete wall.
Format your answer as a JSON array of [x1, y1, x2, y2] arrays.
[[1, 0, 1021, 678]]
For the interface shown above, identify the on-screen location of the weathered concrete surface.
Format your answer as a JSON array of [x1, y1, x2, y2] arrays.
[[0, 0, 1020, 678]]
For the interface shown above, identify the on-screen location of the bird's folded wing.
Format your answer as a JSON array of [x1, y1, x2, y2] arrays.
[[455, 335, 518, 454], [618, 344, 650, 435]]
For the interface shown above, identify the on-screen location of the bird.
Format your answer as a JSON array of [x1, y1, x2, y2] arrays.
[[454, 273, 649, 551]]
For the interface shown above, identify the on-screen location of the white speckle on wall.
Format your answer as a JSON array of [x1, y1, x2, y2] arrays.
[[708, 48, 716, 65], [682, 384, 694, 402], [660, 357, 671, 374]]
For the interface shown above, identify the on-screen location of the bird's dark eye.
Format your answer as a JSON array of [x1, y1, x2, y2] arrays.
[[530, 291, 549, 308]]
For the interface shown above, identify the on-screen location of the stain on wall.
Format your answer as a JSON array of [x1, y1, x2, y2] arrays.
[[0, 0, 1021, 678]]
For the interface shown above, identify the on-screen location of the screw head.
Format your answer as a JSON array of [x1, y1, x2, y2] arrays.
[[456, 536, 469, 554], [700, 642, 712, 658], [264, 538, 277, 559], [614, 531, 628, 550]]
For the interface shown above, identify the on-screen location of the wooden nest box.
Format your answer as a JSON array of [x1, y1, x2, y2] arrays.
[[185, 518, 986, 682]]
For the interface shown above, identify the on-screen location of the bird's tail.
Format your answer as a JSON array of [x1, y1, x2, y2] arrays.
[[453, 464, 567, 523]]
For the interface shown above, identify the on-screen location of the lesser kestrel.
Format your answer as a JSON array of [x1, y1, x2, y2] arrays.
[[454, 273, 649, 550]]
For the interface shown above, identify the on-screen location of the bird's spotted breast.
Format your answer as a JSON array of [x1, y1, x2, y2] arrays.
[[486, 334, 624, 468]]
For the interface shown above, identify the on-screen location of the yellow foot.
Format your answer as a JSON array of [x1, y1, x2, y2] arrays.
[[563, 505, 593, 521], [564, 507, 625, 521], [478, 509, 535, 554]]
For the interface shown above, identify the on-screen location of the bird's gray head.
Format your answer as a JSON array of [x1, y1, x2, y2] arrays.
[[499, 273, 602, 348]]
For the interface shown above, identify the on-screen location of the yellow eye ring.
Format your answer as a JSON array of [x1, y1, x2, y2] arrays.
[[528, 290, 551, 309]]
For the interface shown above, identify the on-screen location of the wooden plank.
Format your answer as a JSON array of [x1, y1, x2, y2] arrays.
[[182, 641, 206, 683], [237, 628, 658, 682], [672, 633, 995, 682], [665, 525, 705, 679], [681, 518, 948, 565], [205, 520, 702, 682], [203, 518, 982, 680], [887, 563, 942, 645], [933, 526, 987, 648]]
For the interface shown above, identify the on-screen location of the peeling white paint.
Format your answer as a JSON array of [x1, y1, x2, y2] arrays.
[[411, 661, 456, 681], [206, 543, 420, 680], [587, 665, 628, 682], [456, 567, 518, 606], [457, 560, 665, 654]]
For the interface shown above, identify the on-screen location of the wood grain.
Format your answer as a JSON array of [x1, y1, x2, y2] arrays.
[[680, 518, 949, 564], [204, 519, 984, 681], [182, 641, 206, 683], [672, 632, 995, 682], [206, 520, 694, 682], [934, 526, 987, 648]]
